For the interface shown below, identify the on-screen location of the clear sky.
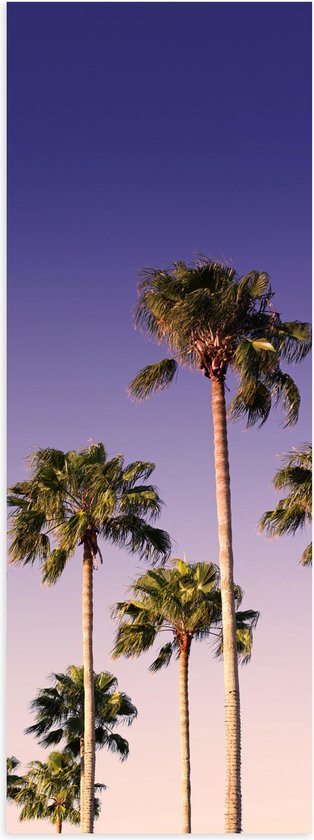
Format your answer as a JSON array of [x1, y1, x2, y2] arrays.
[[7, 2, 311, 834]]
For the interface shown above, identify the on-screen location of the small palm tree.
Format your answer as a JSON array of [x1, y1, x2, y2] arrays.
[[112, 559, 259, 833], [14, 751, 104, 833], [25, 665, 137, 825], [6, 756, 22, 801], [259, 444, 312, 566], [128, 258, 310, 832], [7, 443, 171, 832]]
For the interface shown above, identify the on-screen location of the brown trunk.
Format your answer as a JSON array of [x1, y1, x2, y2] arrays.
[[56, 816, 62, 833], [179, 635, 191, 833], [81, 543, 95, 833], [80, 734, 85, 828], [211, 377, 241, 833]]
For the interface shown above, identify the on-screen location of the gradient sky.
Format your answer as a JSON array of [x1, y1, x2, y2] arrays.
[[7, 2, 311, 835]]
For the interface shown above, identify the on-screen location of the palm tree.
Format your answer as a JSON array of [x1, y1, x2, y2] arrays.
[[6, 756, 22, 801], [14, 751, 104, 833], [7, 442, 171, 832], [259, 444, 312, 566], [128, 258, 311, 832], [25, 665, 137, 826], [112, 559, 259, 833]]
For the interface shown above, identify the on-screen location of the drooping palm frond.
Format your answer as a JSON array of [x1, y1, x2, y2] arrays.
[[149, 641, 175, 672], [129, 359, 178, 402], [102, 515, 171, 564], [259, 445, 312, 566], [276, 321, 312, 363]]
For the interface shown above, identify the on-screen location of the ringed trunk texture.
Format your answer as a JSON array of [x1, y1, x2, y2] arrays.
[[179, 637, 191, 833], [80, 735, 85, 828], [81, 545, 95, 833], [56, 816, 62, 833], [211, 377, 241, 833]]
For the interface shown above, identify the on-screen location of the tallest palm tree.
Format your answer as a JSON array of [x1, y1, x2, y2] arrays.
[[8, 443, 170, 833], [129, 258, 311, 832]]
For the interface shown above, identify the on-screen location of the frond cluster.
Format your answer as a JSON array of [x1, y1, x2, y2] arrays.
[[259, 445, 312, 565], [26, 665, 137, 761], [112, 560, 259, 667], [129, 258, 311, 429], [8, 443, 171, 584], [12, 751, 103, 827]]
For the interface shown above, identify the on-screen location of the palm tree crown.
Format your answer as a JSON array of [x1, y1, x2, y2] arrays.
[[259, 444, 312, 566], [7, 442, 171, 583], [25, 665, 137, 760], [13, 751, 104, 831], [112, 559, 259, 668], [130, 258, 311, 426]]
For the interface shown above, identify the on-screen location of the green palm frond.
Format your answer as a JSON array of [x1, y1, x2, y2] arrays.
[[112, 622, 157, 659], [228, 382, 272, 427], [277, 321, 312, 363], [7, 757, 23, 801], [270, 370, 300, 427], [129, 359, 178, 402], [260, 504, 307, 537], [122, 461, 155, 485], [149, 642, 174, 671], [41, 549, 69, 586], [102, 515, 171, 563], [259, 445, 312, 566], [300, 543, 312, 567], [105, 733, 130, 761]]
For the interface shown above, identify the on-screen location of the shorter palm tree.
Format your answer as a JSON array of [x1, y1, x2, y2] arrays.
[[14, 751, 104, 833], [8, 442, 171, 832], [259, 444, 312, 566], [25, 665, 137, 825], [111, 559, 259, 833]]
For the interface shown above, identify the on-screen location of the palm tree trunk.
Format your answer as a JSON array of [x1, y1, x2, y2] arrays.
[[80, 735, 85, 828], [211, 376, 241, 833], [56, 816, 62, 833], [179, 636, 191, 833], [81, 543, 95, 833]]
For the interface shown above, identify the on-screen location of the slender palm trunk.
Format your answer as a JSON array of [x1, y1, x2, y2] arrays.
[[211, 377, 241, 833], [82, 544, 95, 833], [56, 816, 62, 833], [80, 735, 85, 828], [179, 635, 191, 833]]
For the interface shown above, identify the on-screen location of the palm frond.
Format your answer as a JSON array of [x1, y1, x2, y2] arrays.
[[129, 359, 178, 402], [300, 543, 312, 566], [41, 549, 69, 587], [277, 321, 312, 363], [149, 642, 174, 672]]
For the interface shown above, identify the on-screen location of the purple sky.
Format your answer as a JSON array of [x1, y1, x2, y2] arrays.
[[7, 2, 311, 834]]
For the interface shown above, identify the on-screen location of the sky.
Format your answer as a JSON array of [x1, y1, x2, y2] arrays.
[[7, 2, 311, 835]]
